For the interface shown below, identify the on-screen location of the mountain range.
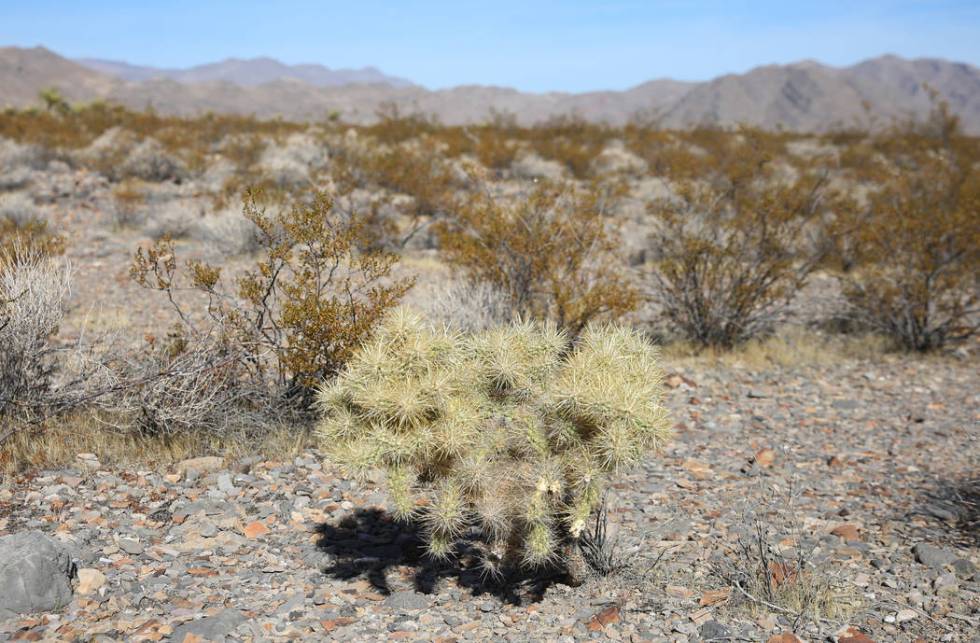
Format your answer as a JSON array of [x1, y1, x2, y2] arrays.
[[2, 46, 978, 133]]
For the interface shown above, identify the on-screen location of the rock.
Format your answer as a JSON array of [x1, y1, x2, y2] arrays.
[[951, 558, 976, 578], [767, 634, 804, 643], [171, 608, 246, 642], [830, 523, 861, 542], [895, 608, 917, 623], [383, 590, 430, 611], [176, 456, 225, 475], [698, 620, 730, 640], [912, 543, 957, 569], [217, 473, 235, 493], [933, 572, 958, 595], [243, 521, 269, 539], [754, 448, 776, 467], [75, 453, 101, 471], [698, 588, 730, 607], [0, 531, 76, 618], [76, 568, 106, 595], [833, 625, 875, 643], [118, 538, 144, 555]]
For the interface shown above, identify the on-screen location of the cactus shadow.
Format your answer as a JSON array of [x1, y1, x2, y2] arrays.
[[313, 508, 564, 604]]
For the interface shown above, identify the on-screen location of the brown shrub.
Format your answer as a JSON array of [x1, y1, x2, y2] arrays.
[[647, 133, 837, 347], [435, 181, 638, 334], [131, 189, 414, 410], [835, 103, 979, 350]]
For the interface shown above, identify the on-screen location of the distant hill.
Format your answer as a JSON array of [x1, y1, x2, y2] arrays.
[[76, 56, 415, 88], [2, 46, 978, 132]]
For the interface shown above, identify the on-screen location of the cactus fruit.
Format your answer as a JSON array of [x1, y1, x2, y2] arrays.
[[316, 308, 671, 580]]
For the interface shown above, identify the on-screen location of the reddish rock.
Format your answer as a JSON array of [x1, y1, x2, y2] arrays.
[[755, 448, 776, 467], [243, 521, 269, 538], [834, 626, 875, 643], [768, 634, 804, 643], [830, 523, 862, 542]]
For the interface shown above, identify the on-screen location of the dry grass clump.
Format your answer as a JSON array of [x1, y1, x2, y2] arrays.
[[435, 182, 638, 334], [317, 308, 671, 581], [0, 249, 72, 425], [711, 520, 860, 633]]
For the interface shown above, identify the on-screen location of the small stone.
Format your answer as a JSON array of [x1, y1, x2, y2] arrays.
[[833, 625, 875, 643], [117, 538, 143, 555], [170, 609, 245, 643], [383, 590, 430, 611], [76, 568, 106, 595], [830, 523, 861, 542], [951, 558, 976, 578], [216, 473, 235, 493], [176, 456, 225, 475], [754, 448, 776, 468], [912, 543, 957, 569], [767, 634, 804, 643], [933, 572, 958, 595], [698, 620, 730, 640], [243, 521, 269, 538], [895, 609, 917, 623]]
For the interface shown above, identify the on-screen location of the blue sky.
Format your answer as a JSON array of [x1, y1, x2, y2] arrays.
[[1, 1, 978, 92]]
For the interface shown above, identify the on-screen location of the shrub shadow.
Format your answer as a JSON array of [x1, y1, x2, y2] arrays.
[[916, 476, 980, 548], [312, 508, 565, 604]]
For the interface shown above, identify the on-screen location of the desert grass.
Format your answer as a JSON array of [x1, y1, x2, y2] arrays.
[[0, 411, 314, 476], [662, 325, 893, 371]]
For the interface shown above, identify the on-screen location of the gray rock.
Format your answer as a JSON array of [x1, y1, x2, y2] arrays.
[[383, 590, 430, 611], [951, 558, 976, 579], [171, 608, 246, 642], [216, 473, 236, 493], [117, 538, 144, 556], [913, 543, 958, 569], [0, 531, 76, 618], [698, 620, 731, 640]]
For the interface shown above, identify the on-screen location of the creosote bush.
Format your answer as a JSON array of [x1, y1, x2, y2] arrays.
[[835, 102, 979, 351], [316, 308, 671, 582], [648, 134, 838, 347], [436, 182, 638, 335], [132, 189, 413, 415]]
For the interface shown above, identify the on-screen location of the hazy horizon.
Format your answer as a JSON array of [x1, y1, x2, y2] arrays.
[[2, 0, 979, 92]]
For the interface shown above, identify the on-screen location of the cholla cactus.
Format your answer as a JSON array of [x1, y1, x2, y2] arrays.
[[316, 307, 671, 580]]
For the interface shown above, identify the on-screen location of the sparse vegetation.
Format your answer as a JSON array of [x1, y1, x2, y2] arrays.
[[647, 132, 840, 347], [131, 189, 414, 415], [834, 100, 979, 351], [436, 182, 639, 334]]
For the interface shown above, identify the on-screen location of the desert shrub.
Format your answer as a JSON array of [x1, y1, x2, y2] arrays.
[[110, 179, 149, 228], [647, 135, 838, 347], [317, 309, 671, 581], [256, 132, 329, 189], [0, 193, 64, 260], [119, 138, 188, 183], [435, 182, 639, 334], [524, 116, 608, 179], [191, 206, 263, 256], [416, 277, 514, 332], [0, 249, 72, 425], [132, 189, 413, 411], [835, 105, 979, 350], [143, 200, 201, 240]]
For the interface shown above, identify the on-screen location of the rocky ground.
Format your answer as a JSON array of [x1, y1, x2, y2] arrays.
[[1, 353, 977, 642]]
